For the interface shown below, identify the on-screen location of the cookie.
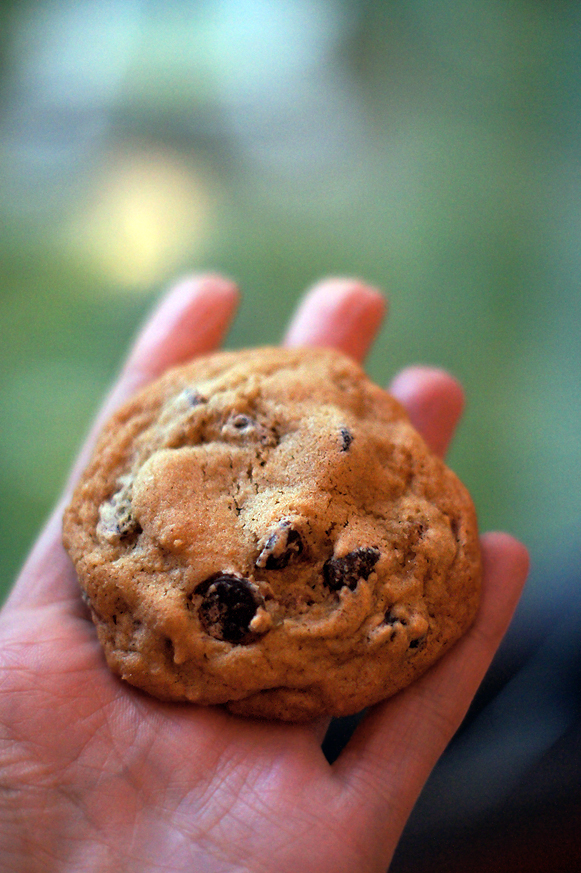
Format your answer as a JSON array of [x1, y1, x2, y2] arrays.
[[62, 346, 482, 721]]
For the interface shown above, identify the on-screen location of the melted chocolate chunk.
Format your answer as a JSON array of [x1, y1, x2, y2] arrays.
[[323, 547, 380, 591], [197, 574, 265, 644], [256, 521, 304, 570], [340, 427, 353, 451]]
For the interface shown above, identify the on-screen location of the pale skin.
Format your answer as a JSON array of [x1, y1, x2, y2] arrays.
[[0, 276, 529, 872]]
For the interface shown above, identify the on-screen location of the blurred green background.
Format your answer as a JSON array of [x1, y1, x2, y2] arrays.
[[1, 0, 580, 601]]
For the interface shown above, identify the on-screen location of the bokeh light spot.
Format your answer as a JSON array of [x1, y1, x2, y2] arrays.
[[65, 147, 216, 291]]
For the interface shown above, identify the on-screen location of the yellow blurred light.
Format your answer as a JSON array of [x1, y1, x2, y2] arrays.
[[67, 148, 215, 291]]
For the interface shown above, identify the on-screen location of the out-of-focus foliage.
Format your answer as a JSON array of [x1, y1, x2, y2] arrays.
[[1, 0, 580, 597]]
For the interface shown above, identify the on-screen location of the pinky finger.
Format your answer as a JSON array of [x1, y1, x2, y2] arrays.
[[334, 533, 529, 862]]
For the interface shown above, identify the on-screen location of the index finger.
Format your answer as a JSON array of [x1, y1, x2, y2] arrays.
[[66, 274, 240, 492], [6, 274, 239, 612]]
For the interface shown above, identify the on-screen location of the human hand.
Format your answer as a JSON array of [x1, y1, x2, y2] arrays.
[[0, 275, 529, 872]]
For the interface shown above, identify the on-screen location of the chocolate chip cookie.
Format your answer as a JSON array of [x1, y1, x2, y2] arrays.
[[63, 346, 482, 721]]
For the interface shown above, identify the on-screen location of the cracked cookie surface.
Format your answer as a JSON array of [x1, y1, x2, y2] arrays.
[[63, 346, 482, 721]]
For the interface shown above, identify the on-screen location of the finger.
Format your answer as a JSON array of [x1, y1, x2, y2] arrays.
[[126, 274, 239, 378], [389, 366, 465, 458], [7, 274, 239, 612], [67, 273, 239, 490], [284, 278, 387, 363], [333, 533, 529, 859]]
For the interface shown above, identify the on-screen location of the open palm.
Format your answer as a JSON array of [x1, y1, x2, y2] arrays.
[[0, 276, 528, 872]]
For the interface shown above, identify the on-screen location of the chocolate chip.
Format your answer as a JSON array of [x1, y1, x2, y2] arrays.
[[119, 520, 142, 541], [197, 574, 265, 644], [340, 427, 353, 451], [408, 637, 424, 649], [256, 521, 304, 570], [186, 389, 205, 406], [232, 414, 254, 430], [323, 547, 380, 591], [384, 607, 425, 648]]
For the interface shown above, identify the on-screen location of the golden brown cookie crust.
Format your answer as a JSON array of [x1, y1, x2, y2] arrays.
[[63, 346, 482, 721]]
